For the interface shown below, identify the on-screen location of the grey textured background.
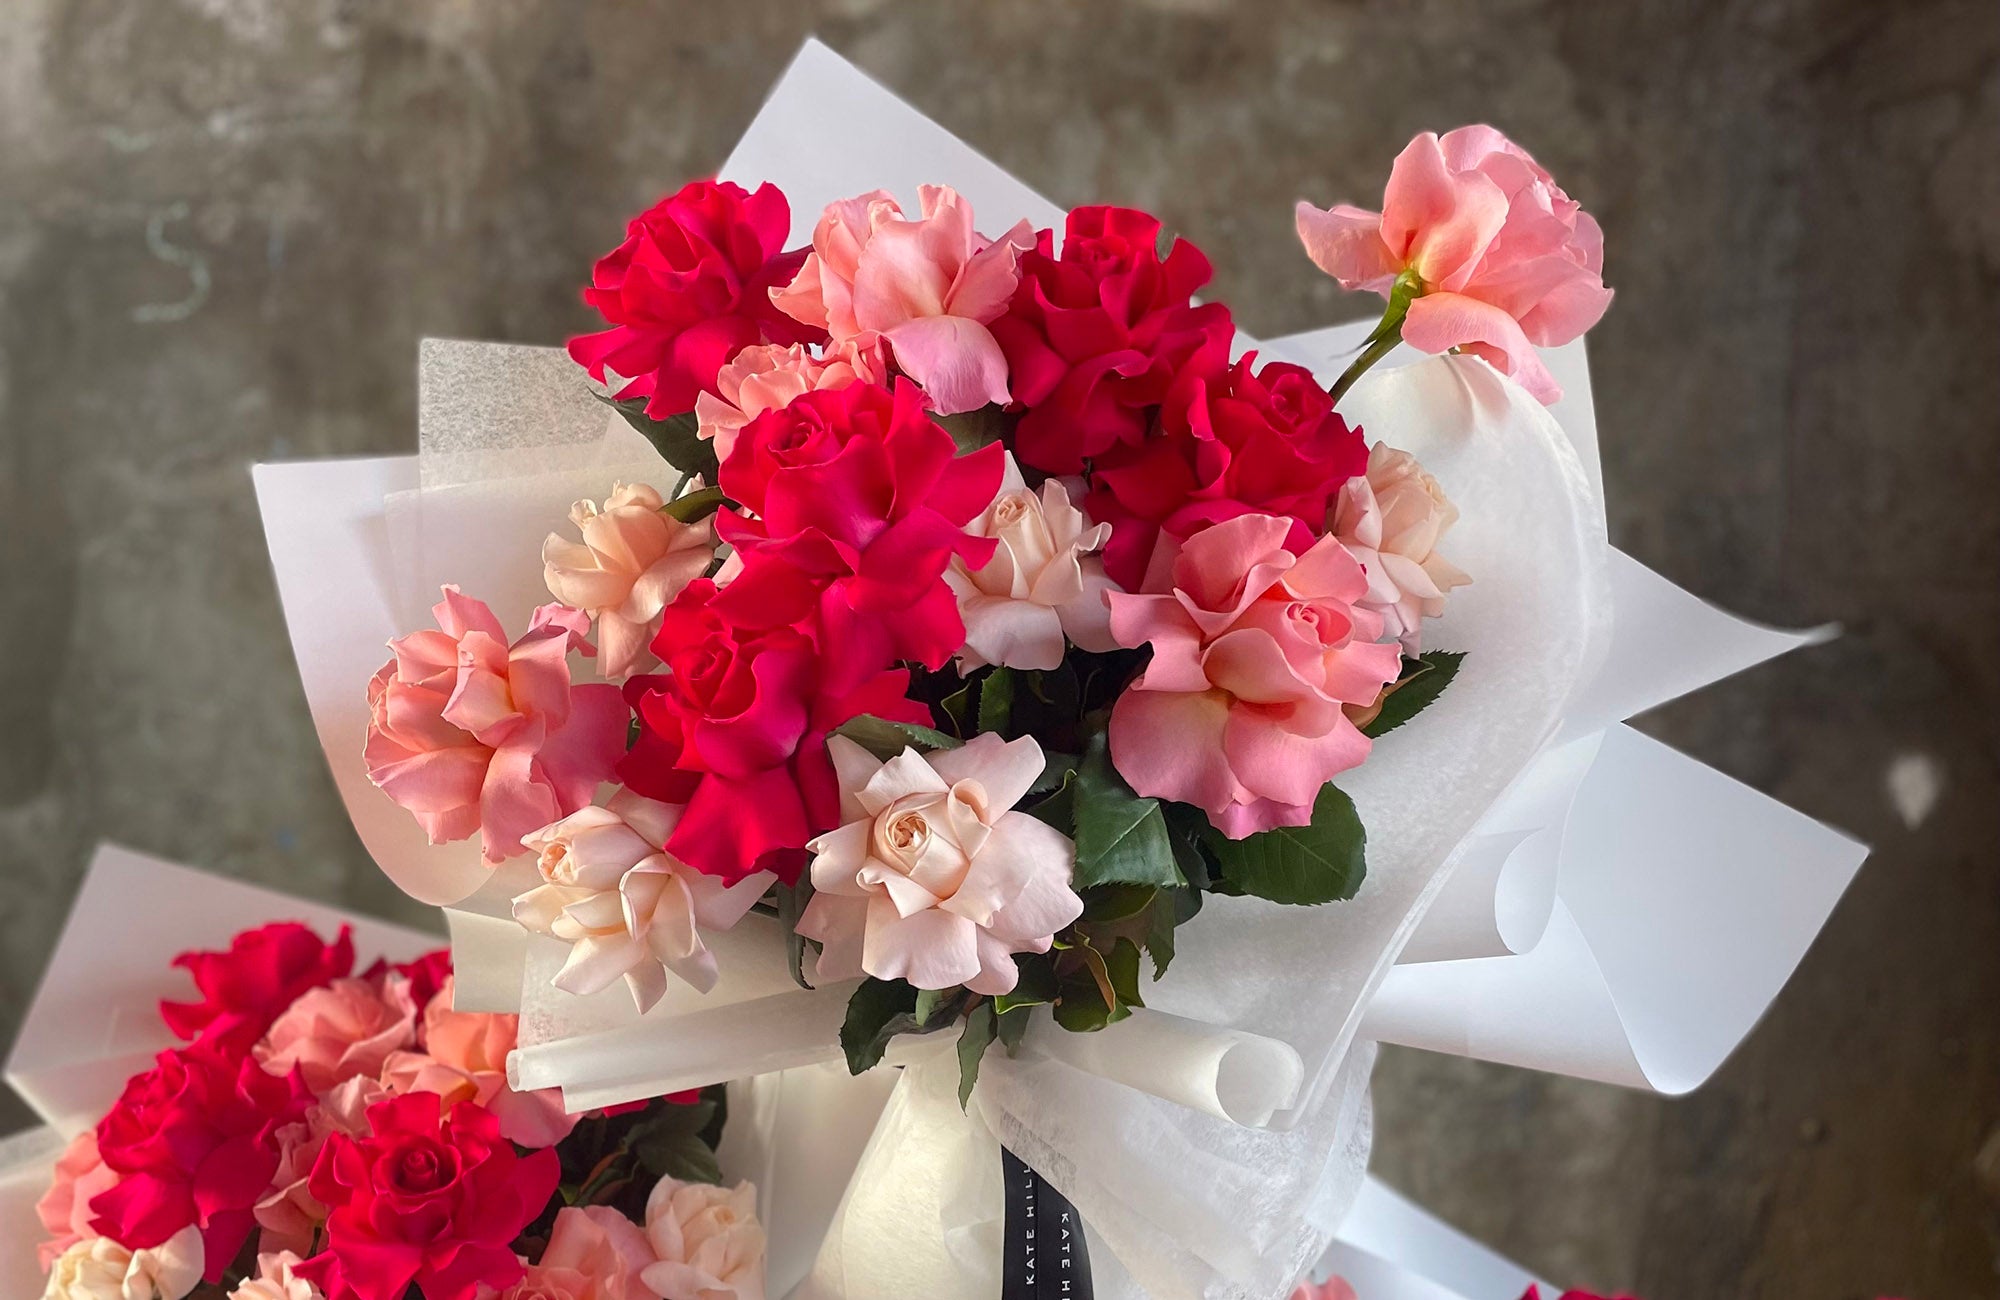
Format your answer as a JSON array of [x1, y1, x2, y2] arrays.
[[2, 1, 1997, 1296]]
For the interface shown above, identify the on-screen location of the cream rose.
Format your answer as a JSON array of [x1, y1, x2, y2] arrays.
[[542, 482, 716, 680], [943, 452, 1120, 671], [1329, 442, 1470, 652], [640, 1177, 766, 1300], [227, 1252, 322, 1300], [42, 1226, 201, 1300]]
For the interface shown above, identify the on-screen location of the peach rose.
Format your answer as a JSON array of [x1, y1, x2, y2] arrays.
[[543, 483, 718, 681], [1106, 513, 1403, 838], [364, 588, 627, 866], [944, 452, 1120, 671], [41, 1226, 201, 1300], [253, 975, 417, 1093], [495, 1207, 655, 1300], [770, 186, 1033, 415], [379, 975, 576, 1148], [796, 733, 1083, 995], [35, 1130, 120, 1270], [1296, 125, 1612, 403], [515, 792, 774, 1014], [253, 1076, 384, 1257], [1329, 442, 1470, 653], [227, 1252, 322, 1300], [640, 1177, 766, 1300], [693, 342, 881, 463]]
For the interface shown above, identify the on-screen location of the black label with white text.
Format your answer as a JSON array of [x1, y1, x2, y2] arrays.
[[1001, 1147, 1093, 1300]]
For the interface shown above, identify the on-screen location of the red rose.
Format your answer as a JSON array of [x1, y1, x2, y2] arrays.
[[618, 578, 928, 883], [994, 205, 1235, 474], [714, 379, 1001, 674], [90, 1047, 312, 1281], [1088, 354, 1368, 588], [298, 1093, 559, 1300], [568, 180, 825, 418], [160, 922, 355, 1050]]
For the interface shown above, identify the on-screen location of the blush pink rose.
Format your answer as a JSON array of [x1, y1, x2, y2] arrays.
[[797, 733, 1083, 995], [543, 483, 718, 682], [378, 976, 577, 1149], [693, 342, 882, 463], [1328, 442, 1471, 653], [254, 1077, 384, 1258], [228, 1251, 323, 1300], [1295, 126, 1612, 403], [1291, 1279, 1359, 1300], [253, 976, 417, 1094], [363, 588, 628, 866], [496, 1207, 655, 1300], [640, 1177, 766, 1300], [36, 1130, 120, 1270], [770, 186, 1034, 415], [1106, 513, 1403, 837]]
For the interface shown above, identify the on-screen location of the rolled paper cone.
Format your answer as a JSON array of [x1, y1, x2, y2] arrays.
[[1022, 1008, 1305, 1128]]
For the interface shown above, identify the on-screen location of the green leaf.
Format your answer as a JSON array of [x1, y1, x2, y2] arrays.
[[978, 666, 1016, 736], [1144, 892, 1182, 979], [660, 483, 727, 523], [1361, 651, 1465, 739], [1021, 768, 1076, 833], [776, 880, 813, 990], [629, 1099, 724, 1186], [595, 393, 720, 481], [993, 955, 1059, 1017], [913, 986, 960, 1025], [1028, 750, 1079, 798], [938, 682, 976, 736], [934, 405, 1013, 455], [1070, 734, 1182, 890], [1204, 783, 1367, 905], [839, 977, 961, 1074], [1081, 883, 1156, 923], [835, 714, 963, 760], [996, 1003, 1031, 1053], [956, 1002, 999, 1109]]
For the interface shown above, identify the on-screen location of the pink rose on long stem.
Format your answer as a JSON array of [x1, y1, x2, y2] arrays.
[[798, 733, 1083, 994], [364, 588, 627, 865], [693, 342, 882, 462], [543, 483, 717, 682], [1107, 514, 1403, 838], [771, 186, 1033, 415], [1296, 126, 1612, 403], [1329, 443, 1470, 653], [253, 975, 417, 1094], [379, 976, 576, 1148]]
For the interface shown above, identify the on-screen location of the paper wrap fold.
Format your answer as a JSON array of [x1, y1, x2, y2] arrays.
[[248, 38, 1868, 1300]]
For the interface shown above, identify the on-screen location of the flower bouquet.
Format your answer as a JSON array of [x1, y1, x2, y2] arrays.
[[248, 41, 1867, 1300]]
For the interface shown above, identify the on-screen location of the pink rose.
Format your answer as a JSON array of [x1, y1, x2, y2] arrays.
[[1295, 126, 1612, 403], [229, 1251, 323, 1300], [254, 1077, 384, 1258], [797, 733, 1084, 994], [944, 452, 1120, 671], [514, 792, 775, 1013], [363, 588, 628, 866], [253, 976, 417, 1093], [770, 186, 1033, 415], [640, 1177, 766, 1300], [497, 1207, 655, 1300], [35, 1130, 120, 1270], [379, 976, 576, 1148], [1292, 1279, 1359, 1300], [1329, 443, 1470, 653], [1106, 513, 1403, 837], [543, 483, 718, 681], [693, 342, 882, 463]]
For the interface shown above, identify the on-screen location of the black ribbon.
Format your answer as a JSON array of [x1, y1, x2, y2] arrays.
[[1001, 1147, 1093, 1300]]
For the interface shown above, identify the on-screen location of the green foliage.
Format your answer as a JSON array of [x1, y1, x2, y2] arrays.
[[659, 483, 727, 523], [630, 1097, 724, 1187], [775, 879, 813, 990], [1052, 934, 1144, 1032], [834, 714, 963, 760], [978, 666, 1016, 735], [1361, 651, 1466, 739], [1201, 783, 1367, 905], [1070, 734, 1182, 890], [839, 977, 962, 1074], [934, 406, 1014, 455], [597, 394, 720, 482], [956, 1001, 999, 1108]]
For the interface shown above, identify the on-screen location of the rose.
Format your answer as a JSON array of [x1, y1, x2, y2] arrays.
[[693, 342, 881, 462], [227, 1252, 322, 1300], [515, 792, 775, 1012], [943, 452, 1120, 671], [639, 1177, 766, 1300], [798, 733, 1084, 994], [253, 1076, 384, 1258], [1290, 1279, 1358, 1300], [713, 379, 1002, 676], [568, 180, 823, 418], [494, 1207, 655, 1300], [384, 949, 452, 1019], [252, 975, 417, 1093], [994, 205, 1236, 474], [1328, 442, 1470, 653], [1106, 513, 1403, 837], [542, 482, 718, 681], [379, 975, 576, 1148], [1087, 355, 1369, 590], [770, 186, 1033, 414], [296, 1093, 559, 1300], [35, 1130, 120, 1270], [1295, 126, 1613, 403], [159, 923, 354, 1051], [363, 588, 628, 866], [90, 1048, 312, 1282], [41, 1226, 202, 1300]]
